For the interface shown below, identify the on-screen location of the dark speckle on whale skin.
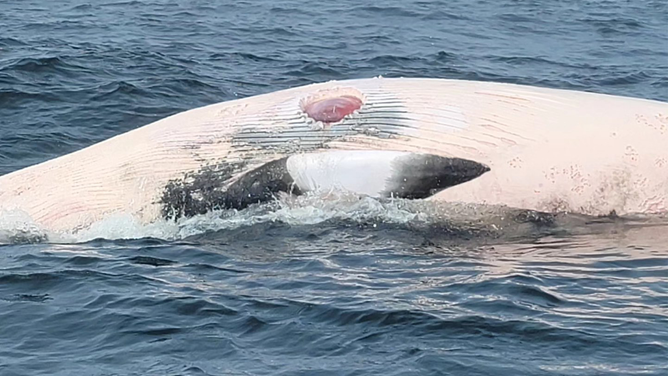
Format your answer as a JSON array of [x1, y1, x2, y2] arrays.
[[160, 161, 247, 219], [160, 158, 301, 219]]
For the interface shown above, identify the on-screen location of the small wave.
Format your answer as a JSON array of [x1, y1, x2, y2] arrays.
[[365, 55, 423, 66], [0, 56, 86, 75], [99, 0, 143, 7], [352, 6, 422, 18], [88, 81, 146, 100], [269, 6, 318, 17], [0, 37, 27, 47], [230, 26, 300, 38], [421, 10, 470, 21], [69, 3, 93, 11], [581, 17, 645, 33], [210, 51, 279, 63], [489, 55, 584, 69], [0, 293, 51, 303], [595, 70, 653, 86], [0, 88, 60, 107]]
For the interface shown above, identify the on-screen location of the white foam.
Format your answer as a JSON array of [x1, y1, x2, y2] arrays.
[[0, 209, 49, 244], [174, 192, 427, 239], [69, 214, 181, 243]]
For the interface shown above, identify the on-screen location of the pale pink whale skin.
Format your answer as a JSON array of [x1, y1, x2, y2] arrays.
[[1, 77, 667, 233]]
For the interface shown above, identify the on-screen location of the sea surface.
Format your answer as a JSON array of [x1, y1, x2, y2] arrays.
[[1, 0, 668, 375]]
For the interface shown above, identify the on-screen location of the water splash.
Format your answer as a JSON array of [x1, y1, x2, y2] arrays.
[[0, 191, 567, 244]]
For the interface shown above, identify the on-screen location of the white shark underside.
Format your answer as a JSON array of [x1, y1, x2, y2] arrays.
[[1, 77, 667, 234]]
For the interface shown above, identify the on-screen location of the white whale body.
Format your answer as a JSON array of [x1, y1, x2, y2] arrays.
[[0, 77, 667, 235]]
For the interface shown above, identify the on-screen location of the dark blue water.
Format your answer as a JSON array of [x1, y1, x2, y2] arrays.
[[1, 0, 668, 375]]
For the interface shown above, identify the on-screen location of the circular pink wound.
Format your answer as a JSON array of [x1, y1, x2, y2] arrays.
[[304, 95, 363, 123]]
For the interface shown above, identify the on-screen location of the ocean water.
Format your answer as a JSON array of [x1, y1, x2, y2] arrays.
[[1, 0, 668, 375]]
